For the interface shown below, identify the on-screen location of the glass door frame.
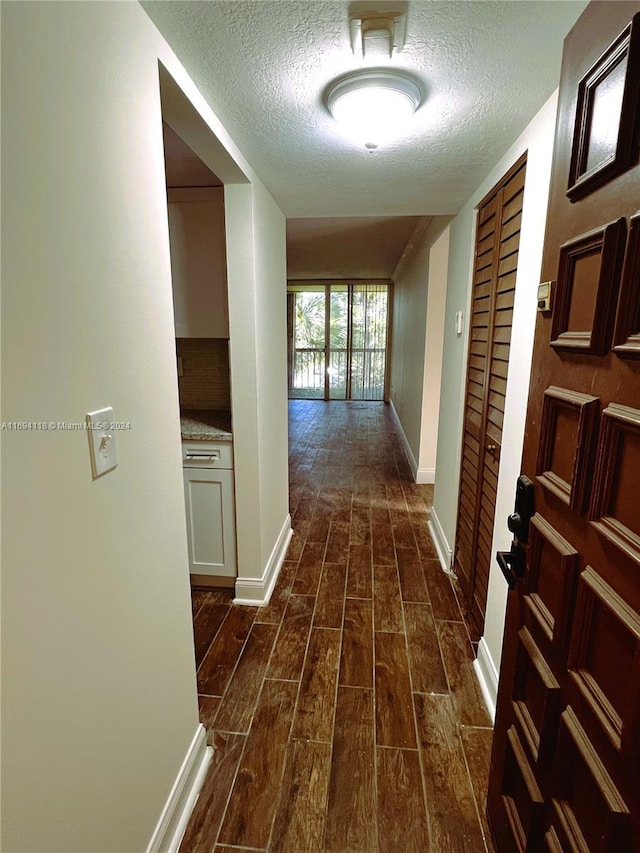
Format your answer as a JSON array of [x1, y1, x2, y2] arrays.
[[287, 279, 392, 402]]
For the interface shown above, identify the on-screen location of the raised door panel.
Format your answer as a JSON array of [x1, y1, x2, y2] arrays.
[[568, 565, 640, 759], [550, 707, 632, 850], [613, 211, 640, 355]]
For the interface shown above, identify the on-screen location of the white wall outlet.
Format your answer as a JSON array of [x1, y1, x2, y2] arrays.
[[86, 407, 118, 478]]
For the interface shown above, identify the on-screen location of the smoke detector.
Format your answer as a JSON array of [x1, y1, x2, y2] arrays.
[[349, 8, 408, 58]]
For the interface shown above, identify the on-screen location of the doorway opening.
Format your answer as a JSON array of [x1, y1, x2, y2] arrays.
[[287, 281, 391, 401]]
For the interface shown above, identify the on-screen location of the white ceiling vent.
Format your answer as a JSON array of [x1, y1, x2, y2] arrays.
[[349, 7, 408, 58]]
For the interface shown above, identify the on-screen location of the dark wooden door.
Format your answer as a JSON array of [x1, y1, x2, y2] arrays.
[[455, 156, 527, 640], [487, 2, 640, 849]]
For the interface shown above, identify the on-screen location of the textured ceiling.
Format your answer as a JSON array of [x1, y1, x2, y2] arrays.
[[142, 0, 588, 218], [286, 215, 425, 279]]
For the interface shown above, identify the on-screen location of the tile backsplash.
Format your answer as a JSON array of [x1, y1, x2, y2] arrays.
[[176, 338, 231, 410]]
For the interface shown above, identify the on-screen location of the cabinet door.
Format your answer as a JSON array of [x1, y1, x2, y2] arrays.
[[168, 187, 229, 338], [183, 467, 236, 577]]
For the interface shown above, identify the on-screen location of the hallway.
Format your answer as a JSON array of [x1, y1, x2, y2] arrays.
[[181, 400, 494, 852]]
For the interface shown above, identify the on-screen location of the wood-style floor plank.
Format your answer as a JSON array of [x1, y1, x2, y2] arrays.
[[340, 597, 373, 689], [390, 510, 417, 550], [396, 546, 430, 603], [269, 739, 332, 853], [314, 562, 347, 629], [412, 519, 439, 561], [292, 541, 325, 596], [323, 686, 377, 852], [292, 628, 341, 742], [291, 491, 317, 524], [423, 557, 462, 621], [460, 726, 496, 852], [191, 589, 209, 619], [255, 560, 298, 625], [198, 695, 222, 733], [437, 620, 492, 728], [197, 605, 257, 697], [217, 679, 298, 850], [178, 731, 246, 853], [374, 631, 417, 748], [214, 622, 279, 734], [373, 562, 404, 632], [324, 520, 350, 565], [267, 594, 315, 681], [307, 494, 333, 543], [323, 486, 352, 517], [350, 505, 371, 545], [346, 542, 373, 599], [285, 520, 310, 561], [376, 746, 431, 852], [193, 598, 231, 668], [371, 506, 396, 566], [415, 692, 486, 853], [404, 602, 449, 694]]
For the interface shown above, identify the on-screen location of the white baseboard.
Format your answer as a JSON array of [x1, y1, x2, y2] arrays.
[[388, 399, 419, 481], [427, 507, 452, 573], [474, 637, 498, 724], [234, 514, 293, 606], [388, 400, 436, 484], [146, 724, 212, 853]]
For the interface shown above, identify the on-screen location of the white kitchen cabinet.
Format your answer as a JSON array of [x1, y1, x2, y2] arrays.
[[168, 186, 229, 338], [183, 442, 236, 578]]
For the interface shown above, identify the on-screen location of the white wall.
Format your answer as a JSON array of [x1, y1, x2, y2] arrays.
[[419, 228, 450, 480], [253, 187, 291, 574], [429, 92, 559, 708], [389, 217, 451, 481], [226, 182, 291, 601], [1, 2, 290, 850]]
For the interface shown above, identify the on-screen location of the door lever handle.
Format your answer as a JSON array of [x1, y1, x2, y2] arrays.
[[497, 544, 526, 589]]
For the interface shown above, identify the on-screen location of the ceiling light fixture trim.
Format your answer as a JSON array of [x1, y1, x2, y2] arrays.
[[324, 69, 423, 149]]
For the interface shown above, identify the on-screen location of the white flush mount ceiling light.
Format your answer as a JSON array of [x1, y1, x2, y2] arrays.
[[325, 69, 422, 150]]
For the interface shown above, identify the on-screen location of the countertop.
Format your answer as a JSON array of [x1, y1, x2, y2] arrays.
[[180, 409, 232, 442]]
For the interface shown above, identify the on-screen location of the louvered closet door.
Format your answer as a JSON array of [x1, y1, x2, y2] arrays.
[[454, 155, 527, 640]]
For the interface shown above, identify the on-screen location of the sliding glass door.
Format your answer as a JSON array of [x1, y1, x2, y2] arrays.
[[287, 281, 390, 401]]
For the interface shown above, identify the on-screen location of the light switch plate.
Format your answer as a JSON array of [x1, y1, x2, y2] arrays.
[[86, 407, 118, 478]]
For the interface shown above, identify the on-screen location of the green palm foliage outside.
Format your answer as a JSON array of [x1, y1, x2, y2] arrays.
[[294, 292, 325, 349], [290, 284, 388, 399]]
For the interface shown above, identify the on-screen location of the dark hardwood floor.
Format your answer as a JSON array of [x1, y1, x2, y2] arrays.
[[181, 400, 495, 853]]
